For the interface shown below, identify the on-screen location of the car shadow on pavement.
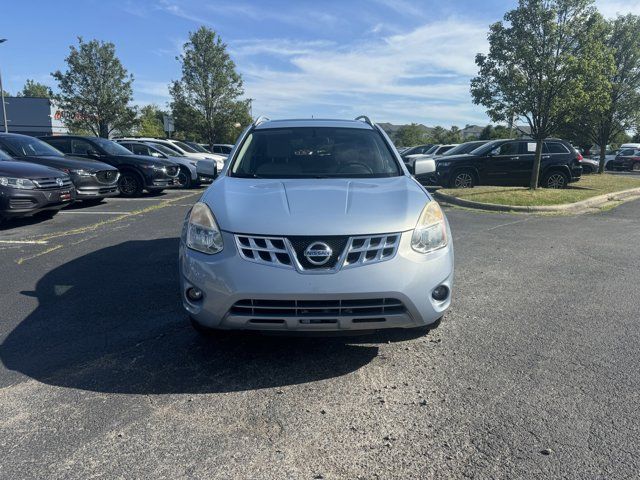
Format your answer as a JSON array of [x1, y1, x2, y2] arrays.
[[0, 238, 430, 394]]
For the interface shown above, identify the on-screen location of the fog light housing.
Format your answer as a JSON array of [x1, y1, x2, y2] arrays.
[[432, 285, 449, 302], [186, 287, 203, 301]]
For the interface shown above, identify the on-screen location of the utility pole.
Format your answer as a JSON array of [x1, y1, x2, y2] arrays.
[[0, 39, 8, 133]]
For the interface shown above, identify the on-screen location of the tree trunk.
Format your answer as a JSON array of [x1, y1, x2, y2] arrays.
[[529, 138, 544, 190], [598, 144, 606, 174], [99, 122, 109, 138]]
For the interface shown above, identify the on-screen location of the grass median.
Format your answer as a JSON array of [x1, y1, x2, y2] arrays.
[[437, 174, 640, 207]]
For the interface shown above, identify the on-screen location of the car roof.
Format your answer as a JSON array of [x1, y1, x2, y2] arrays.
[[253, 119, 374, 130]]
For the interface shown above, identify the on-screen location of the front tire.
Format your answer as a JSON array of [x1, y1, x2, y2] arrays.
[[176, 167, 192, 189], [118, 172, 144, 197], [542, 170, 569, 189], [449, 170, 476, 188], [632, 162, 640, 172]]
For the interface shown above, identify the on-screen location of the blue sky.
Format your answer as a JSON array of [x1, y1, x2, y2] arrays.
[[1, 0, 639, 126]]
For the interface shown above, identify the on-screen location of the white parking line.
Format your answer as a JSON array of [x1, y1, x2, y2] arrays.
[[0, 240, 49, 245]]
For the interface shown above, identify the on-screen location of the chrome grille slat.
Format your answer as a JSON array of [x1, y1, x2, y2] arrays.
[[230, 298, 406, 317], [234, 232, 401, 272], [32, 177, 73, 190]]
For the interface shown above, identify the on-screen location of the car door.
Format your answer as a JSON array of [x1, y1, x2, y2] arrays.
[[483, 141, 522, 185], [71, 139, 101, 159]]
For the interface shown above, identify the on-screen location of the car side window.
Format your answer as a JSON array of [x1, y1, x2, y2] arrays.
[[213, 146, 221, 153], [46, 138, 71, 154], [545, 142, 569, 154], [71, 139, 98, 156], [131, 144, 150, 156], [492, 142, 519, 156], [619, 149, 634, 156]]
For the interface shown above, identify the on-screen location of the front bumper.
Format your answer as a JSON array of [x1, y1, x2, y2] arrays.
[[0, 186, 76, 218], [179, 230, 454, 332], [71, 172, 120, 199]]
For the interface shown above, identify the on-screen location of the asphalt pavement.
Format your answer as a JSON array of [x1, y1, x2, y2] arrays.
[[0, 188, 639, 479]]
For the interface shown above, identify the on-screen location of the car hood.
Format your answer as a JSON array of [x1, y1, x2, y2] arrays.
[[15, 155, 117, 172], [204, 176, 431, 236], [436, 154, 471, 162], [0, 160, 66, 179]]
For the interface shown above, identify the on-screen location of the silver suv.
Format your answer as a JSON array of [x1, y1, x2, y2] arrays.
[[179, 117, 454, 333]]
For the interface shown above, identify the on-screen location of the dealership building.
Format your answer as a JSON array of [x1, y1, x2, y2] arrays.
[[0, 96, 68, 136]]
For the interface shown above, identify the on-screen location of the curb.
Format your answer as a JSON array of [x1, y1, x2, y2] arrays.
[[433, 187, 640, 213]]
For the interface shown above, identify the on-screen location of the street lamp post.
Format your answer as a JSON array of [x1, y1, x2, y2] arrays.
[[0, 39, 7, 133]]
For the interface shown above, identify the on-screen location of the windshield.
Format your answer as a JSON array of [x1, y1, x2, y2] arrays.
[[187, 142, 209, 153], [150, 142, 184, 157], [0, 148, 13, 160], [172, 141, 197, 153], [469, 140, 503, 156], [425, 145, 440, 155], [0, 135, 64, 157], [92, 137, 134, 156], [442, 141, 487, 156], [231, 127, 401, 178]]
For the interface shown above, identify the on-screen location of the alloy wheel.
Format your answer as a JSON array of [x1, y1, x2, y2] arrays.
[[632, 162, 640, 172], [119, 175, 137, 195], [454, 173, 473, 188], [547, 173, 566, 189]]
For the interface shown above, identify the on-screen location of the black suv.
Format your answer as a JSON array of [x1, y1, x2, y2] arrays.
[[428, 138, 582, 189], [607, 148, 640, 171], [40, 135, 179, 197], [0, 133, 119, 202], [0, 149, 75, 222]]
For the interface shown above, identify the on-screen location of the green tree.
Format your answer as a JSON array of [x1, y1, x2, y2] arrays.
[[17, 79, 53, 98], [52, 38, 136, 138], [571, 15, 640, 172], [471, 0, 610, 189], [395, 123, 427, 146], [137, 104, 165, 138], [170, 27, 244, 145]]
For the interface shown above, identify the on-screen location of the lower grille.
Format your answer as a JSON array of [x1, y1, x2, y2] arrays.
[[9, 198, 36, 209], [230, 298, 406, 317], [96, 170, 118, 184]]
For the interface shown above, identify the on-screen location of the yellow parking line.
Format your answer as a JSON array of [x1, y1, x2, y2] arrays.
[[14, 192, 199, 264], [16, 244, 63, 265]]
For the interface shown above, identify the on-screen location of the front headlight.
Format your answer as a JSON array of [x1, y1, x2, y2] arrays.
[[0, 177, 36, 189], [184, 202, 223, 254], [411, 201, 448, 254], [63, 168, 92, 176]]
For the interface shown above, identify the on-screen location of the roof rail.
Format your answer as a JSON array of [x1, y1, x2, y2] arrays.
[[253, 116, 270, 127], [355, 115, 373, 126]]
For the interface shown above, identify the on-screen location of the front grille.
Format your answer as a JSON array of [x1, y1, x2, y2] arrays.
[[9, 198, 36, 209], [166, 166, 178, 177], [235, 235, 292, 267], [288, 236, 349, 270], [32, 177, 73, 190], [234, 232, 401, 273], [230, 298, 406, 317], [96, 170, 118, 184]]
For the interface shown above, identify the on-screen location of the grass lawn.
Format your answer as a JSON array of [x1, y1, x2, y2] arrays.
[[438, 174, 640, 206]]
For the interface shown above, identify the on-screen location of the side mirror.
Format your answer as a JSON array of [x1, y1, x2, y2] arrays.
[[87, 150, 101, 159], [413, 156, 436, 176], [151, 152, 162, 158]]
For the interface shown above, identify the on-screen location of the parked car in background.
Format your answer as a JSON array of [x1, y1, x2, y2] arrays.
[[180, 117, 452, 334], [0, 149, 75, 222], [400, 144, 433, 160], [580, 156, 600, 174], [40, 135, 179, 197], [403, 144, 459, 174], [439, 140, 491, 157], [117, 140, 216, 188], [118, 137, 226, 174], [0, 133, 119, 202], [607, 148, 640, 171], [430, 138, 582, 188], [211, 144, 234, 155]]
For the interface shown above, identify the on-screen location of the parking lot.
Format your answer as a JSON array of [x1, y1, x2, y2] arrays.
[[1, 189, 639, 479]]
